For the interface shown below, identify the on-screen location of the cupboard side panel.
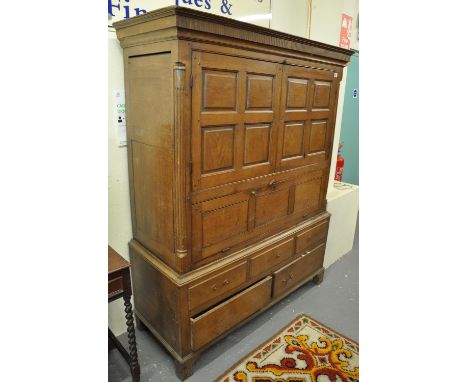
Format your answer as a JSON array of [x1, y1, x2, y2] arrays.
[[126, 52, 175, 266]]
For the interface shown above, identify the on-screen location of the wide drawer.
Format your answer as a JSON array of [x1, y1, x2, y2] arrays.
[[191, 276, 272, 351], [272, 244, 325, 298], [295, 219, 329, 254], [192, 170, 325, 263], [189, 261, 248, 311], [250, 237, 294, 278]]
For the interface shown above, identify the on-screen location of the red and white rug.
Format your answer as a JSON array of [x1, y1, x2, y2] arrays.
[[216, 314, 359, 382]]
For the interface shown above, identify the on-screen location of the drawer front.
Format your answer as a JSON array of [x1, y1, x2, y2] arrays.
[[108, 276, 123, 297], [295, 219, 329, 254], [191, 276, 272, 351], [192, 170, 325, 263], [189, 262, 248, 311], [250, 237, 294, 278], [273, 244, 325, 298]]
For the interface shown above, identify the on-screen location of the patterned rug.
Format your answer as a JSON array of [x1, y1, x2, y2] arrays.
[[216, 314, 359, 382]]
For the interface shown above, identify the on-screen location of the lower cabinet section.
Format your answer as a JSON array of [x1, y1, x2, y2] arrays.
[[129, 213, 330, 379], [190, 276, 272, 351], [272, 243, 325, 298]]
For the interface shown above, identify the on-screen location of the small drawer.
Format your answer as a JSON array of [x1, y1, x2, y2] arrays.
[[189, 262, 248, 311], [108, 276, 123, 297], [250, 238, 294, 278], [272, 244, 325, 298], [191, 276, 272, 351], [295, 220, 329, 254]]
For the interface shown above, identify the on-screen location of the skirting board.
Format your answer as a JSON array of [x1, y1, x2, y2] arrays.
[[324, 182, 359, 268]]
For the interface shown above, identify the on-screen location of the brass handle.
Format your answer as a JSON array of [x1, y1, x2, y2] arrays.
[[275, 253, 281, 259], [212, 285, 218, 291], [268, 179, 279, 188], [281, 273, 294, 284], [220, 247, 231, 254], [223, 279, 230, 286], [250, 190, 256, 196]]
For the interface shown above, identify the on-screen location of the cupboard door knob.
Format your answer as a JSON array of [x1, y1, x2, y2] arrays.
[[268, 179, 278, 188], [250, 190, 256, 196]]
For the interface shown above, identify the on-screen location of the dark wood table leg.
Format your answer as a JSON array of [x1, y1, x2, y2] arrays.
[[124, 294, 140, 382]]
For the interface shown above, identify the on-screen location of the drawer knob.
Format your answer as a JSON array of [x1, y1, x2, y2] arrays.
[[250, 190, 256, 196], [281, 273, 294, 284], [275, 253, 281, 259], [212, 285, 218, 291], [220, 247, 231, 254], [223, 279, 230, 286]]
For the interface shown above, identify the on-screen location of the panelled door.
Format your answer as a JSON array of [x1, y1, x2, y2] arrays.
[[277, 65, 339, 171], [191, 170, 325, 263], [191, 51, 282, 191]]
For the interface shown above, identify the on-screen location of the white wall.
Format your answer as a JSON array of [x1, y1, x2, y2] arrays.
[[270, 0, 310, 37], [108, 33, 134, 335], [310, 0, 359, 50]]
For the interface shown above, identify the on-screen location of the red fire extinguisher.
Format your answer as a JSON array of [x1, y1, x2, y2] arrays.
[[335, 143, 344, 182]]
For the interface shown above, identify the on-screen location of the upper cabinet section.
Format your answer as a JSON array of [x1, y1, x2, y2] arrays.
[[191, 51, 341, 191], [191, 52, 282, 191]]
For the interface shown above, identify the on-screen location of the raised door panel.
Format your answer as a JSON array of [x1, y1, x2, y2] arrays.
[[254, 187, 290, 227], [282, 122, 305, 159], [203, 70, 237, 110], [192, 51, 281, 191], [201, 126, 235, 174], [293, 177, 322, 214], [277, 66, 339, 171], [244, 124, 271, 166]]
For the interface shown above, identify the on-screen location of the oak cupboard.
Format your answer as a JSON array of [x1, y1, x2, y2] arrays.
[[114, 6, 352, 379]]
